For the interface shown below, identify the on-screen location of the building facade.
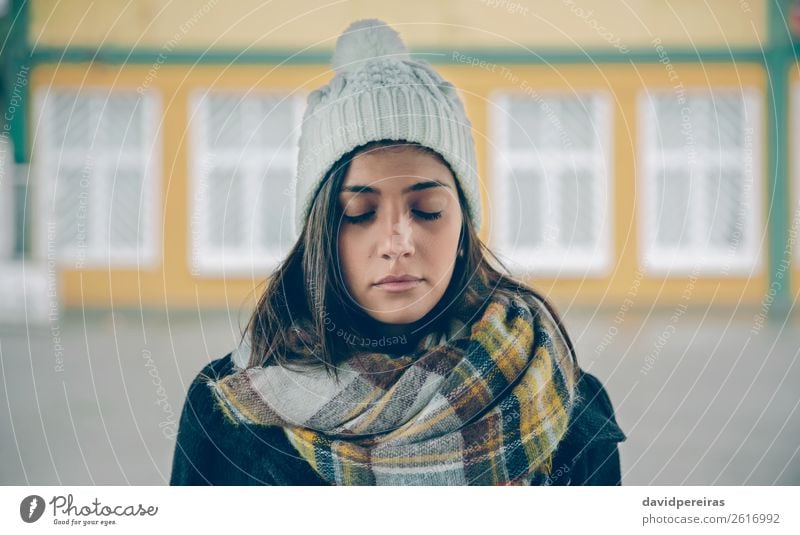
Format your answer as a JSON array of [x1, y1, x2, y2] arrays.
[[1, 0, 798, 318]]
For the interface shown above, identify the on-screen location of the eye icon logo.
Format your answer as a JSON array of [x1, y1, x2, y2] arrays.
[[20, 495, 45, 523]]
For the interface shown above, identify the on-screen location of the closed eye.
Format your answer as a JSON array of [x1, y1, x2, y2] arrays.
[[342, 211, 375, 224], [342, 210, 443, 224], [413, 210, 442, 221]]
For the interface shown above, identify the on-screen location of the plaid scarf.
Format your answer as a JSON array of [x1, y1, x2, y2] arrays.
[[209, 288, 579, 485]]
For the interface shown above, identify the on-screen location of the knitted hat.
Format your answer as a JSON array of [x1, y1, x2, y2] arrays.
[[293, 19, 481, 235]]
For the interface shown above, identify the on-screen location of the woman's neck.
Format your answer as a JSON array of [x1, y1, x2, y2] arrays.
[[347, 308, 444, 355]]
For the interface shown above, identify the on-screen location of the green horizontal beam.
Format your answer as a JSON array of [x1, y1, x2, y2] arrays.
[[28, 45, 768, 67]]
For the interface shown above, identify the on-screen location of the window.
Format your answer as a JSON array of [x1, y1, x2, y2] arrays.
[[35, 88, 161, 268], [489, 90, 613, 276], [638, 88, 762, 275], [188, 90, 304, 276]]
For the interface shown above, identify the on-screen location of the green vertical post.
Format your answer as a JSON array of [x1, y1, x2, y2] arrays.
[[8, 0, 29, 164], [766, 0, 793, 321]]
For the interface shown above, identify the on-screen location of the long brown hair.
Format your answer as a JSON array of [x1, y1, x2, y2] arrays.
[[242, 140, 577, 375]]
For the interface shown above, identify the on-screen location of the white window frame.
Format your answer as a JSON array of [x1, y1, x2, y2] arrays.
[[188, 88, 305, 277], [488, 89, 614, 277], [637, 87, 763, 276], [34, 87, 162, 268]]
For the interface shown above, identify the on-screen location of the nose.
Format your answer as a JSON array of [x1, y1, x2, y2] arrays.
[[379, 210, 415, 260]]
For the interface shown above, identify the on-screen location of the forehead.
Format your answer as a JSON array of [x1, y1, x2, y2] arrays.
[[342, 146, 456, 189]]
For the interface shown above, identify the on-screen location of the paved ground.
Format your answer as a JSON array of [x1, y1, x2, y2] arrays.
[[1, 304, 798, 485]]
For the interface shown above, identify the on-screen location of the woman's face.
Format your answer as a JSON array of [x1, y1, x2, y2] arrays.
[[337, 146, 463, 326]]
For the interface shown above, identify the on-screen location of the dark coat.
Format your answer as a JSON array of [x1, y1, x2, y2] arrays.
[[170, 353, 626, 485]]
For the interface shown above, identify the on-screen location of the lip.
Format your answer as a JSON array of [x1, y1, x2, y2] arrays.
[[373, 275, 423, 292], [375, 274, 420, 284]]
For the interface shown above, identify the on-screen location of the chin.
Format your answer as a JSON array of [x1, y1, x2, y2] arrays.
[[368, 305, 431, 325]]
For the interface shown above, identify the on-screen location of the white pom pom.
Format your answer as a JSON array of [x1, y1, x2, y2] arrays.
[[331, 19, 409, 74]]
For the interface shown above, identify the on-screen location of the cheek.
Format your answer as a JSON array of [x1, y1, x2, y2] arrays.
[[421, 222, 461, 267], [436, 215, 462, 249], [337, 229, 363, 284], [337, 231, 352, 269]]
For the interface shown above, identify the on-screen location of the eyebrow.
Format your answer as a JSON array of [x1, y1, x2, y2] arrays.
[[339, 180, 450, 195]]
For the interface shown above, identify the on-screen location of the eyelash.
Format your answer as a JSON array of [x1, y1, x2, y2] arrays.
[[343, 210, 443, 224]]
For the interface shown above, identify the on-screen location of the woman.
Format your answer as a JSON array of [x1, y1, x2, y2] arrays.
[[170, 19, 625, 486]]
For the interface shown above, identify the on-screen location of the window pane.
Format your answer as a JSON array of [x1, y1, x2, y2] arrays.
[[643, 89, 760, 271], [101, 94, 144, 150], [54, 165, 91, 254], [191, 91, 303, 272], [506, 95, 600, 153], [49, 91, 97, 151], [706, 167, 745, 250], [207, 166, 245, 249], [41, 89, 158, 265], [559, 165, 595, 248], [535, 99, 566, 150], [258, 167, 294, 248], [655, 166, 692, 248], [652, 95, 688, 151], [206, 95, 244, 150], [559, 96, 596, 150], [108, 166, 145, 250], [506, 98, 542, 150], [508, 167, 543, 248], [497, 91, 611, 273], [703, 93, 744, 152]]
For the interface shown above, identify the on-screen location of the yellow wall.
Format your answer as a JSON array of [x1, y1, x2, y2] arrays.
[[444, 61, 767, 308], [31, 0, 767, 51], [32, 63, 333, 309], [33, 60, 769, 308]]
